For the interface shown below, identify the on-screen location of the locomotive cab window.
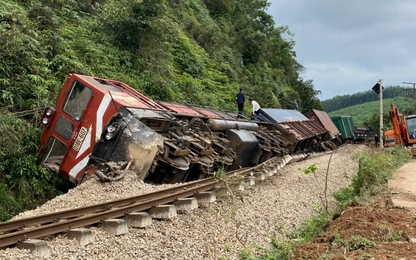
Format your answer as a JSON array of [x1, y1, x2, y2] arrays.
[[41, 136, 68, 164], [63, 81, 92, 121], [54, 116, 74, 140]]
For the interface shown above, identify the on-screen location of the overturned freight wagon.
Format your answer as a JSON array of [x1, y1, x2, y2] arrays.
[[258, 109, 336, 152], [40, 74, 293, 185], [306, 109, 342, 145]]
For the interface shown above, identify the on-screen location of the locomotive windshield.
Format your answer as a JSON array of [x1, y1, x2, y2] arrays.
[[63, 81, 92, 121], [41, 136, 68, 170]]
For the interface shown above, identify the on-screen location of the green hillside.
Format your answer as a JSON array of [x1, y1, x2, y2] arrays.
[[328, 96, 414, 132], [0, 0, 322, 114]]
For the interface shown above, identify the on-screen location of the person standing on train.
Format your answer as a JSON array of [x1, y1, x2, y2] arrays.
[[292, 100, 299, 110], [235, 88, 245, 118]]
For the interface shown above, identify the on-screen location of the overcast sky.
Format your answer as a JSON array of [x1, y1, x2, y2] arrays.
[[267, 0, 416, 100]]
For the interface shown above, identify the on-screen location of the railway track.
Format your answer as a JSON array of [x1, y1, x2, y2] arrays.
[[0, 178, 220, 248], [0, 154, 306, 250]]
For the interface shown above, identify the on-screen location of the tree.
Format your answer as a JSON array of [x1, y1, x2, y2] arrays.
[[295, 79, 323, 113]]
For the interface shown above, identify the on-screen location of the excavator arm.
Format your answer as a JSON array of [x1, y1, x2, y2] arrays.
[[389, 104, 405, 146]]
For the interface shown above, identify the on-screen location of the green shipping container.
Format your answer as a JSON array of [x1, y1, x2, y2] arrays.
[[330, 116, 355, 140]]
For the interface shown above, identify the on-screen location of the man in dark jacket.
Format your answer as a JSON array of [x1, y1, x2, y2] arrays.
[[374, 133, 380, 147], [235, 88, 245, 118]]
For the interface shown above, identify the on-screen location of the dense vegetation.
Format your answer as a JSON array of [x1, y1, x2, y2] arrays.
[[0, 0, 323, 220], [0, 112, 69, 220], [1, 0, 323, 112]]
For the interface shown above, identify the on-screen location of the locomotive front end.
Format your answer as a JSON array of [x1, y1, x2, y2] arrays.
[[39, 74, 167, 185]]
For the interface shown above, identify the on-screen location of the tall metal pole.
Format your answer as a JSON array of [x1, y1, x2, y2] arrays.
[[379, 79, 384, 148], [402, 81, 416, 115]]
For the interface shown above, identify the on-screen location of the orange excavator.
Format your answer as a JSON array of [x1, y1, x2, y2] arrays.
[[383, 129, 396, 147], [389, 104, 416, 154]]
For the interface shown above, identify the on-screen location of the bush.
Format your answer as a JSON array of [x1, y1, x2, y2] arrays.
[[0, 183, 21, 221], [0, 110, 61, 220], [352, 147, 411, 196]]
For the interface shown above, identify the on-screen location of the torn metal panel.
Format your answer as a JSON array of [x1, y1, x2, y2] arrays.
[[306, 109, 341, 139]]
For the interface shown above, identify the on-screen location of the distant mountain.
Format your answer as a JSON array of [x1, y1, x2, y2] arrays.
[[322, 86, 414, 112]]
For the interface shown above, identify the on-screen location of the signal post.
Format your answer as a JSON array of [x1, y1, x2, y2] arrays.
[[372, 80, 384, 148]]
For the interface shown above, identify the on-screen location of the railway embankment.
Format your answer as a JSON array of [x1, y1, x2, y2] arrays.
[[0, 144, 367, 259]]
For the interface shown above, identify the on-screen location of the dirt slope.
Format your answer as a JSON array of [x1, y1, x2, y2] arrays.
[[292, 160, 416, 260]]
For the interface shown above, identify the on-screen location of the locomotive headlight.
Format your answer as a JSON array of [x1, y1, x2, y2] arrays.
[[45, 108, 53, 117], [105, 132, 114, 140], [107, 124, 117, 133], [42, 117, 49, 125]]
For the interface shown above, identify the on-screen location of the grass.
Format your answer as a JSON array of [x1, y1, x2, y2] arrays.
[[378, 224, 404, 242]]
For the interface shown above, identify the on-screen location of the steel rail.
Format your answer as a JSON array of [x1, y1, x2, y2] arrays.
[[0, 160, 275, 234], [0, 178, 217, 233], [0, 154, 296, 235], [0, 179, 218, 248], [0, 154, 299, 248]]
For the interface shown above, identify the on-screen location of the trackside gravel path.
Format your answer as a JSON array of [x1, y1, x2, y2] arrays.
[[0, 144, 367, 259]]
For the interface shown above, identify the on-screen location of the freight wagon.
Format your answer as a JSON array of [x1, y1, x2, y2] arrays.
[[330, 115, 355, 142]]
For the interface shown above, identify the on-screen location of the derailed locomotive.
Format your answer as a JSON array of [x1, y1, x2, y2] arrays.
[[39, 74, 337, 185]]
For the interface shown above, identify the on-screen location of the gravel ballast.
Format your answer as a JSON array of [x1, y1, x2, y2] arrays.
[[0, 144, 367, 259]]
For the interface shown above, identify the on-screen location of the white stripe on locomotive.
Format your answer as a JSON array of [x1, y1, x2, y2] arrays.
[[69, 95, 111, 182]]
